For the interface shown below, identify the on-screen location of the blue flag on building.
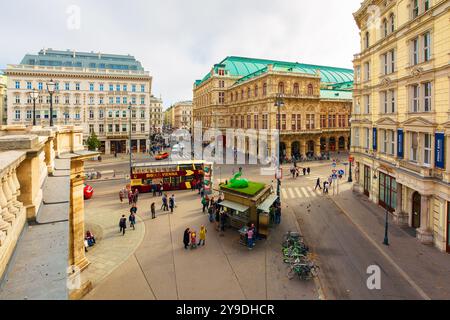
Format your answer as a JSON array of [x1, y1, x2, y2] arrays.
[[397, 129, 404, 159], [373, 128, 377, 151], [435, 132, 445, 169]]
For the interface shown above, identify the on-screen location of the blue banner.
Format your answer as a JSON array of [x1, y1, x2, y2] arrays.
[[435, 132, 445, 169], [373, 128, 377, 151], [397, 129, 404, 159]]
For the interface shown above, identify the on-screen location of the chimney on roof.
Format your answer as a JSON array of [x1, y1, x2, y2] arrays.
[[268, 64, 273, 72]]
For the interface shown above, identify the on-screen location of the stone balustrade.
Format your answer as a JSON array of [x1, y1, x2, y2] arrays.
[[0, 151, 27, 277]]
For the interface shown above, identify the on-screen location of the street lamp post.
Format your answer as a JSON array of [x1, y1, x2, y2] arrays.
[[46, 79, 56, 127], [348, 159, 353, 183], [28, 89, 39, 126], [383, 208, 389, 246], [128, 104, 132, 177], [274, 93, 285, 203]]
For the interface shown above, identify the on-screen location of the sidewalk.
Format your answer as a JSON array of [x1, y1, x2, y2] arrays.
[[332, 189, 450, 299]]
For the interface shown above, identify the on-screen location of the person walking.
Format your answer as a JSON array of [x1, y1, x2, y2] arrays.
[[315, 178, 322, 190], [275, 205, 281, 225], [134, 189, 139, 203], [201, 196, 208, 213], [129, 212, 136, 230], [303, 168, 307, 176], [307, 167, 311, 175], [159, 182, 163, 196], [119, 215, 127, 235], [130, 204, 138, 215], [119, 189, 124, 203], [183, 228, 191, 250], [208, 205, 215, 223], [152, 184, 157, 197], [128, 190, 133, 205], [247, 228, 254, 249], [162, 194, 169, 211], [198, 226, 207, 246], [169, 195, 175, 213], [151, 202, 156, 219]]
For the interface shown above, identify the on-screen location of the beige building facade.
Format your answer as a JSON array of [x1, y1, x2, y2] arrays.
[[0, 75, 6, 125], [5, 49, 155, 155], [352, 0, 450, 252], [193, 56, 353, 159], [171, 100, 193, 131], [149, 95, 163, 134]]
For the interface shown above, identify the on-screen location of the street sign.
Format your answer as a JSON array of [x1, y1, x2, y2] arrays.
[[332, 163, 337, 168], [349, 156, 355, 163], [332, 170, 337, 174], [332, 174, 338, 180], [338, 170, 345, 175]]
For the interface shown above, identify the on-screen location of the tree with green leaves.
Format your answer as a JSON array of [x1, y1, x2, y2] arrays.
[[86, 131, 101, 151]]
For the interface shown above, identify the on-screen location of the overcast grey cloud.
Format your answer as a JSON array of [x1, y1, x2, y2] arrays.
[[0, 0, 361, 109]]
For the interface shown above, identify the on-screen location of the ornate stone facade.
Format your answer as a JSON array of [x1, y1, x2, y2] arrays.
[[193, 57, 352, 159], [352, 0, 450, 252]]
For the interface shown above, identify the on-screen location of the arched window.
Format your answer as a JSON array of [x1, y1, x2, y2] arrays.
[[278, 82, 284, 94], [241, 89, 244, 100], [263, 83, 267, 96], [247, 88, 251, 98], [365, 31, 370, 49], [293, 83, 299, 95], [390, 13, 395, 33], [254, 85, 258, 97], [307, 84, 314, 96]]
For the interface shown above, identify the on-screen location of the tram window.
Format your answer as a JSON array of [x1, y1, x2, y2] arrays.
[[179, 164, 193, 171], [194, 164, 203, 170]]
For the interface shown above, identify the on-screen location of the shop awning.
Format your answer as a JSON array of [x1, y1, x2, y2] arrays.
[[257, 194, 279, 213], [220, 200, 249, 213]]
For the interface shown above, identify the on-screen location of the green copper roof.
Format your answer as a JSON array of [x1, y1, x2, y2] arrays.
[[196, 56, 353, 86], [320, 89, 352, 100]]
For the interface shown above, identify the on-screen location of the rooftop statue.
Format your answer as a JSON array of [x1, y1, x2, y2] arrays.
[[229, 170, 249, 189]]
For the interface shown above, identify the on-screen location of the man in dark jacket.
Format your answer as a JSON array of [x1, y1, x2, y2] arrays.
[[151, 202, 156, 219], [183, 228, 191, 249], [119, 215, 127, 235], [169, 195, 175, 213]]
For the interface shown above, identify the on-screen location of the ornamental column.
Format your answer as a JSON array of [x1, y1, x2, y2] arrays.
[[417, 195, 433, 244], [300, 140, 306, 158]]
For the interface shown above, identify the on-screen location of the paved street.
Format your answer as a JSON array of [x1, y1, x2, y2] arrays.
[[81, 156, 450, 300]]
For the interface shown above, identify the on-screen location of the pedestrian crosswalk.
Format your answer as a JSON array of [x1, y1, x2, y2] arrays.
[[281, 186, 323, 200]]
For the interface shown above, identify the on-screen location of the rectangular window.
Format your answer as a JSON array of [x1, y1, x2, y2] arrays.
[[424, 82, 432, 112], [109, 84, 114, 91], [132, 124, 136, 133], [412, 85, 420, 112], [75, 83, 80, 91], [424, 133, 431, 165], [413, 0, 419, 18], [123, 97, 128, 105], [99, 97, 104, 105], [390, 50, 395, 73], [141, 97, 145, 105], [89, 83, 94, 91], [123, 85, 127, 92], [132, 110, 136, 118], [364, 62, 371, 81], [354, 128, 360, 147], [116, 84, 121, 92], [254, 115, 259, 130], [390, 130, 395, 155], [116, 97, 121, 104], [14, 110, 20, 120], [15, 95, 20, 104], [140, 110, 145, 119], [262, 114, 268, 129], [141, 85, 145, 92], [390, 90, 396, 113], [99, 124, 104, 134], [99, 84, 104, 91], [132, 84, 136, 92], [122, 124, 127, 132], [365, 128, 370, 149], [364, 95, 370, 114], [75, 112, 80, 120], [99, 109, 104, 119], [412, 38, 419, 65], [115, 124, 120, 132], [89, 124, 94, 134], [281, 114, 286, 130], [306, 114, 315, 130], [108, 124, 113, 133], [247, 115, 251, 129], [410, 132, 418, 162], [26, 82, 32, 89], [132, 97, 137, 105], [65, 83, 70, 91], [383, 130, 388, 153], [423, 32, 431, 62], [15, 81, 20, 89], [219, 92, 225, 104]]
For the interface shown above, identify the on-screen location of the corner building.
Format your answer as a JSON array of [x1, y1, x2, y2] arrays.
[[193, 56, 353, 160], [352, 0, 450, 252], [5, 49, 153, 154]]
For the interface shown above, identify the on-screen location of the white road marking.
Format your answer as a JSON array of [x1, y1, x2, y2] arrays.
[[294, 187, 303, 198], [288, 188, 295, 199]]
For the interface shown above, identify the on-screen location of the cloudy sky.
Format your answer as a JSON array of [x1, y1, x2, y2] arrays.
[[0, 0, 362, 109]]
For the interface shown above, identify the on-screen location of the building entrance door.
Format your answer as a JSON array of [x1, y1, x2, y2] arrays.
[[412, 192, 421, 229], [363, 165, 370, 197], [447, 202, 450, 253]]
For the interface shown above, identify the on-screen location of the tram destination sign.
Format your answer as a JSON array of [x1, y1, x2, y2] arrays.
[[132, 170, 201, 180]]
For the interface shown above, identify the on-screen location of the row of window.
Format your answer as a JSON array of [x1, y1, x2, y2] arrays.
[[15, 81, 146, 93], [228, 83, 314, 103], [14, 109, 77, 120], [15, 95, 146, 105], [362, 0, 431, 50], [89, 123, 147, 134], [358, 31, 431, 82], [353, 128, 433, 167], [354, 81, 432, 114]]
